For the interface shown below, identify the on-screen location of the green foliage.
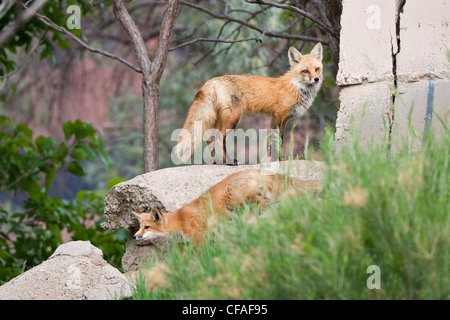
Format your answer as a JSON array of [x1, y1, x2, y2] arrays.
[[0, 1, 93, 76], [131, 128, 449, 300], [0, 116, 126, 282]]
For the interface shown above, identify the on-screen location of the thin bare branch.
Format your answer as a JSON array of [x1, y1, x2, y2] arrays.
[[0, 30, 48, 80], [170, 36, 261, 51], [245, 0, 339, 38], [0, 0, 49, 46], [180, 0, 326, 44], [92, 26, 185, 46], [266, 38, 289, 67], [13, 1, 141, 72], [33, 11, 142, 73], [0, 0, 15, 20], [94, 1, 165, 32], [150, 0, 180, 81], [112, 0, 151, 74], [186, 19, 234, 64]]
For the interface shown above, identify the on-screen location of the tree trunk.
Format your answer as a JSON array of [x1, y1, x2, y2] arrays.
[[324, 0, 342, 65], [144, 0, 179, 172], [313, 0, 342, 66], [112, 0, 179, 173], [143, 79, 160, 172]]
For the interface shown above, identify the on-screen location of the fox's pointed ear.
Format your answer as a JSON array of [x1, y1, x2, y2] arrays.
[[150, 208, 163, 224], [288, 47, 302, 66], [311, 42, 323, 61], [131, 211, 142, 221]]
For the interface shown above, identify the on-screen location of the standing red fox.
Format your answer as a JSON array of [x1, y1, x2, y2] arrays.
[[173, 43, 323, 165], [132, 170, 319, 245]]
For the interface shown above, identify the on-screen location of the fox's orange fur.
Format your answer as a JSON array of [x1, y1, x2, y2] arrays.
[[132, 170, 319, 246], [174, 43, 324, 164]]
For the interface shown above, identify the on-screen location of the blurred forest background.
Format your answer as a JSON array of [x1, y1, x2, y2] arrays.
[[0, 0, 341, 281]]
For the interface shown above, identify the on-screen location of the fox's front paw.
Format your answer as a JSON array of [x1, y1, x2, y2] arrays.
[[226, 159, 239, 166], [212, 159, 239, 165]]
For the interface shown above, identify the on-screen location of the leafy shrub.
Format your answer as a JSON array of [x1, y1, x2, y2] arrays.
[[131, 128, 449, 300], [0, 116, 126, 282]]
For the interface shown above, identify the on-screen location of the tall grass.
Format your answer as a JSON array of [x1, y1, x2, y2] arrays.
[[130, 127, 449, 300]]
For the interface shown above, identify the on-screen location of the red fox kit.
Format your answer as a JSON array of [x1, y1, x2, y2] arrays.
[[132, 170, 319, 245], [173, 43, 323, 165]]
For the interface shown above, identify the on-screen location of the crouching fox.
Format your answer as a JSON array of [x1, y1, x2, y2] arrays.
[[132, 170, 319, 245]]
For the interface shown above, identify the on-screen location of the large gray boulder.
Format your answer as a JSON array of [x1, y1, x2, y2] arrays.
[[101, 160, 325, 271], [0, 241, 132, 300]]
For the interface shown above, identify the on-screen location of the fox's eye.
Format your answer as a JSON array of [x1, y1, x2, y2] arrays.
[[315, 67, 320, 72], [302, 70, 309, 74], [144, 226, 150, 229]]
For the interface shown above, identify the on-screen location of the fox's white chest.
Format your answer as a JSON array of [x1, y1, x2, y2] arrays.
[[288, 103, 308, 118], [291, 79, 321, 109]]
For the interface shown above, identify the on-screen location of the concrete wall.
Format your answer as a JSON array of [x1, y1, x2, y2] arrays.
[[335, 0, 450, 149]]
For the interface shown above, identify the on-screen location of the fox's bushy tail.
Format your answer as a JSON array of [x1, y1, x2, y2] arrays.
[[173, 87, 217, 164], [265, 173, 320, 197]]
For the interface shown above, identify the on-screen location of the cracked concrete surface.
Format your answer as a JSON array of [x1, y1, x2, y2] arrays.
[[336, 0, 449, 150], [388, 0, 406, 143]]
